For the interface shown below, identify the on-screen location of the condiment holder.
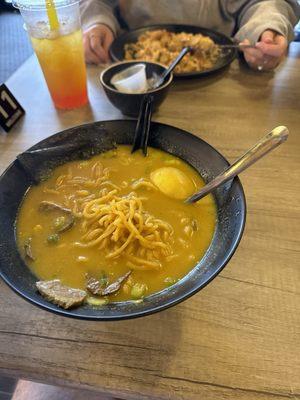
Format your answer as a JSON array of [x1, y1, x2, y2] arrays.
[[110, 63, 148, 94]]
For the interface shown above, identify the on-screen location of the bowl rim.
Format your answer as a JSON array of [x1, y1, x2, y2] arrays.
[[100, 60, 173, 95], [0, 119, 247, 321]]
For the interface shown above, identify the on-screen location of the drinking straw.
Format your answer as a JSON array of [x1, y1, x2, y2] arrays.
[[45, 0, 59, 31]]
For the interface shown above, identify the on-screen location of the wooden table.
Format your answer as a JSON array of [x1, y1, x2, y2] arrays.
[[0, 44, 299, 400]]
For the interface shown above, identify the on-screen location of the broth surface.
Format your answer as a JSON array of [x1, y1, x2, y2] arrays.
[[17, 146, 216, 302]]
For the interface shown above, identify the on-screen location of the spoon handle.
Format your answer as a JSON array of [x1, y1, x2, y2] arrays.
[[219, 43, 256, 49], [186, 126, 289, 204], [152, 46, 191, 89]]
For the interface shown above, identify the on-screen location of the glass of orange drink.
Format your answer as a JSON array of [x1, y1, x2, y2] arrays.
[[13, 0, 88, 110]]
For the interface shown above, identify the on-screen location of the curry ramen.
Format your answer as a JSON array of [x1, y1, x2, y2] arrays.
[[17, 146, 216, 308]]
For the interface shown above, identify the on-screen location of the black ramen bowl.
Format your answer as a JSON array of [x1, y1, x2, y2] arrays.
[[100, 61, 173, 116], [0, 120, 246, 320]]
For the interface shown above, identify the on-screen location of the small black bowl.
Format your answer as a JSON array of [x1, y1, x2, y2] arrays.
[[100, 61, 173, 116]]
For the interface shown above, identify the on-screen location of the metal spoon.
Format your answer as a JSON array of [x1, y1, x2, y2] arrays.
[[219, 43, 256, 50], [185, 126, 289, 204]]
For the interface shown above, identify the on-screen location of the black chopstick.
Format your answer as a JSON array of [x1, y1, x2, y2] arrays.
[[131, 97, 147, 154], [131, 96, 154, 156], [142, 97, 153, 156]]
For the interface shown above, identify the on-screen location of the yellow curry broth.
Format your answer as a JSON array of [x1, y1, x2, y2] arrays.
[[17, 146, 216, 302]]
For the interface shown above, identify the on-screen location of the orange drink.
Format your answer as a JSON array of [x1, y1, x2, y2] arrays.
[[13, 0, 88, 110], [31, 29, 88, 109]]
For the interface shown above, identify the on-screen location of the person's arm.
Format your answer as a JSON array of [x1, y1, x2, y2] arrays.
[[232, 0, 300, 70], [80, 0, 119, 35], [235, 0, 299, 43], [80, 0, 119, 64]]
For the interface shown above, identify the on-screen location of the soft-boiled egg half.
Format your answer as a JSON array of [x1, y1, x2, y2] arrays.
[[150, 167, 195, 200]]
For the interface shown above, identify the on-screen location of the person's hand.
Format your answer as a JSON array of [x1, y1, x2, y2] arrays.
[[240, 30, 287, 71], [83, 24, 114, 64]]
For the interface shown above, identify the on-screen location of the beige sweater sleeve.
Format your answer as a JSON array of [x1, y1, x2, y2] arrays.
[[80, 0, 119, 34], [79, 0, 300, 42], [231, 0, 300, 43]]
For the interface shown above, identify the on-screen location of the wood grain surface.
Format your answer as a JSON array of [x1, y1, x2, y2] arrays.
[[0, 43, 299, 400]]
